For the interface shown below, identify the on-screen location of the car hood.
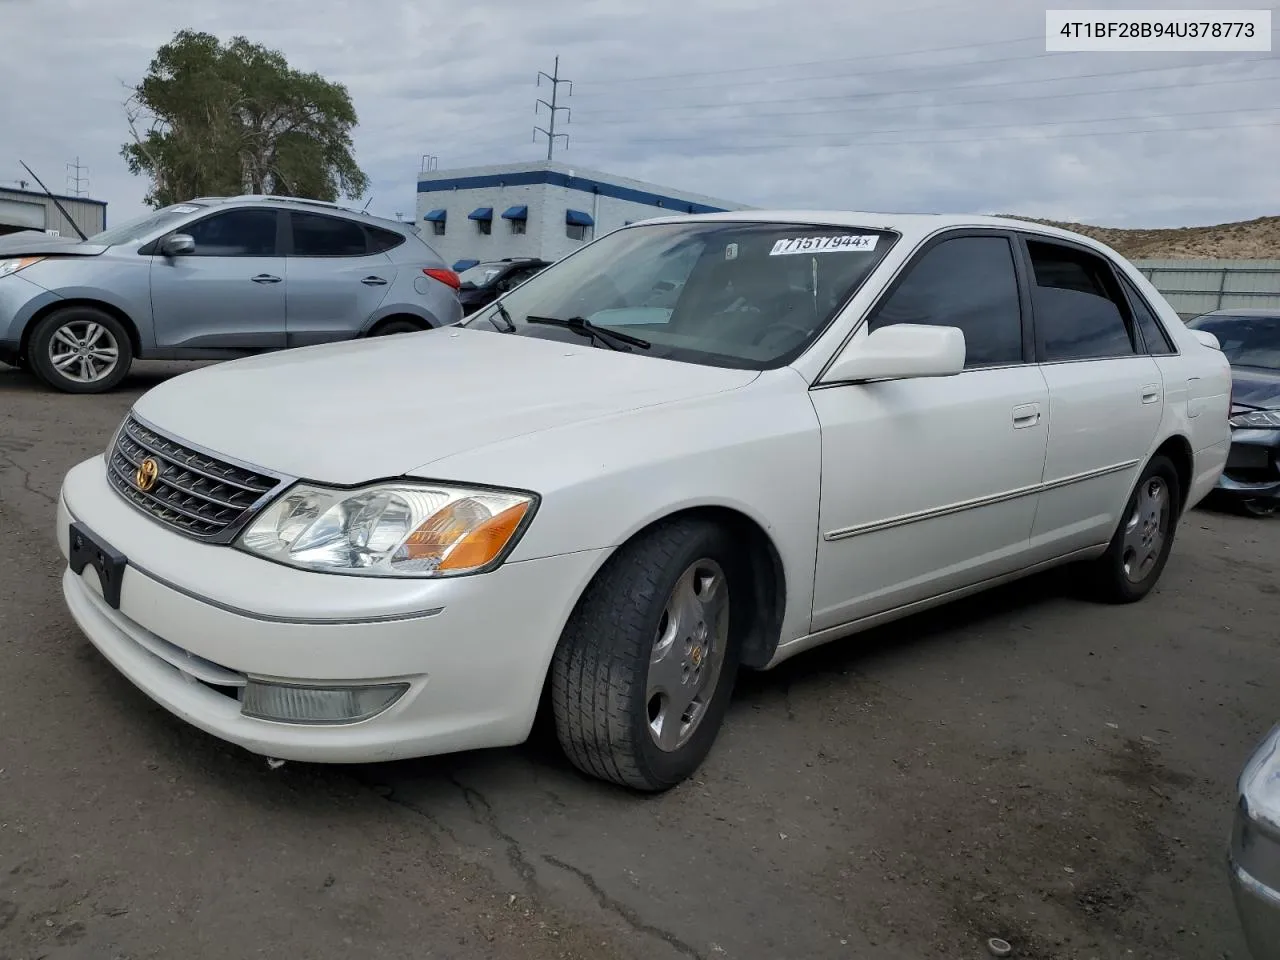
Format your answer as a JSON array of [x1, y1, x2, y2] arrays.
[[1231, 365, 1280, 410], [0, 233, 107, 257], [131, 327, 760, 484]]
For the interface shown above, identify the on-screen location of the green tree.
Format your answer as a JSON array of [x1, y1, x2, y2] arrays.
[[122, 29, 369, 208]]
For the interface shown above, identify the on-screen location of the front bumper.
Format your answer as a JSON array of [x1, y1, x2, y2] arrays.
[[57, 456, 607, 763], [1229, 725, 1280, 960], [1217, 427, 1280, 503]]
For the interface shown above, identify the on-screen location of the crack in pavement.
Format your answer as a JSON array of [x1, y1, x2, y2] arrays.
[[541, 854, 705, 960], [0, 449, 57, 507], [447, 775, 540, 893], [371, 782, 463, 846]]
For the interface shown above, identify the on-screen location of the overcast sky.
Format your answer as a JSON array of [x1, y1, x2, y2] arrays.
[[3, 0, 1277, 229]]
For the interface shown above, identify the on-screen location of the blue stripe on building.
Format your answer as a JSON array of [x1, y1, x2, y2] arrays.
[[417, 170, 729, 215]]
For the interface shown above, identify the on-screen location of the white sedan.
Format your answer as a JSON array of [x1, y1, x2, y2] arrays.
[[55, 212, 1232, 791]]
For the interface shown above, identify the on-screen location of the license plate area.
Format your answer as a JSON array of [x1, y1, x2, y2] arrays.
[[68, 521, 127, 610]]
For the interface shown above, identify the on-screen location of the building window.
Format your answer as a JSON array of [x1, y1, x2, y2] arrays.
[[477, 219, 491, 235], [566, 223, 590, 241], [468, 207, 493, 236], [432, 221, 446, 236], [424, 208, 447, 236], [565, 209, 594, 242], [510, 219, 526, 235]]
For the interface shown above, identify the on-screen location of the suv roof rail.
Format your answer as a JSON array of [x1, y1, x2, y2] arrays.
[[230, 194, 366, 214]]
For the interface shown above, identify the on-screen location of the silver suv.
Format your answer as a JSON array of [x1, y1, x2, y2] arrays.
[[0, 195, 463, 393]]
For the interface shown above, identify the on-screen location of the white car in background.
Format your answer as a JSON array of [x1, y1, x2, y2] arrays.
[[55, 211, 1231, 792]]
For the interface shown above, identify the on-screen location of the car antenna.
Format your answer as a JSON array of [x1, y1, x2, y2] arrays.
[[18, 160, 88, 241]]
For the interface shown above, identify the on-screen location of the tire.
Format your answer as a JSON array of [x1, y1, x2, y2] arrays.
[[1240, 499, 1278, 518], [28, 307, 133, 394], [370, 318, 425, 336], [1083, 455, 1181, 604], [550, 518, 746, 792]]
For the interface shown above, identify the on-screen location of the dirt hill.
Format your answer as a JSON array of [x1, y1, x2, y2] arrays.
[[1001, 214, 1280, 260]]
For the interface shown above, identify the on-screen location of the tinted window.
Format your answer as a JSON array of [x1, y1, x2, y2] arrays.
[[868, 235, 1023, 368], [290, 212, 368, 257], [367, 226, 405, 253], [1121, 276, 1176, 355], [1027, 240, 1135, 361], [1187, 315, 1280, 370], [184, 209, 278, 257]]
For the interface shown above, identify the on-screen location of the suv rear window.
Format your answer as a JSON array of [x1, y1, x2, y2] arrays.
[[367, 225, 406, 253]]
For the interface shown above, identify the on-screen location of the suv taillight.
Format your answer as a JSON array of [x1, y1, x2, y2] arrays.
[[424, 268, 460, 291]]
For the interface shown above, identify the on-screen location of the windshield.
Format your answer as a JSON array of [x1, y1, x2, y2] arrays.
[[86, 202, 207, 246], [461, 221, 896, 369], [1188, 314, 1280, 370], [457, 262, 509, 289]]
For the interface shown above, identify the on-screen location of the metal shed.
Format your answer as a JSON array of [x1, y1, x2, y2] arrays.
[[0, 186, 106, 240], [1131, 258, 1280, 319]]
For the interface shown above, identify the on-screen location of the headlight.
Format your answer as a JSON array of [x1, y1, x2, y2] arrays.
[[0, 256, 45, 278], [1230, 409, 1280, 429], [236, 481, 537, 577]]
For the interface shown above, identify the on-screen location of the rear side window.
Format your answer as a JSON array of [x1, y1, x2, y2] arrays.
[[184, 209, 279, 257], [367, 225, 406, 253], [290, 212, 369, 257], [868, 235, 1024, 368], [1120, 275, 1176, 355], [1026, 240, 1135, 361]]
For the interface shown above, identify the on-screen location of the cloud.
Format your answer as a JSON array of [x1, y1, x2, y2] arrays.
[[3, 0, 1277, 229]]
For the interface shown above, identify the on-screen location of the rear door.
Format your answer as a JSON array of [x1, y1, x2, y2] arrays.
[[149, 208, 287, 349], [283, 211, 396, 347], [1020, 235, 1164, 560]]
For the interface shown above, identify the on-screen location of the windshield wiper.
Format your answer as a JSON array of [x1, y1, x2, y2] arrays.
[[489, 301, 516, 333], [525, 315, 650, 351]]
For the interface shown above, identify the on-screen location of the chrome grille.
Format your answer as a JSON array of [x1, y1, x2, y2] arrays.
[[106, 415, 284, 541]]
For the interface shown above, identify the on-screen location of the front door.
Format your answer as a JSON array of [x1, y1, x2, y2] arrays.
[[1017, 235, 1165, 558], [149, 208, 287, 350], [284, 211, 396, 347], [810, 232, 1050, 632]]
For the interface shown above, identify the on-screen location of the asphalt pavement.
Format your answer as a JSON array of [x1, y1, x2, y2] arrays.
[[1, 359, 1276, 960]]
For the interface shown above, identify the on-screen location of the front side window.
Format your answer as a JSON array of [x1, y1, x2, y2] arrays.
[[184, 209, 278, 257], [867, 235, 1023, 368], [461, 221, 896, 370], [1187, 314, 1280, 370], [1027, 239, 1135, 361], [290, 212, 368, 257], [94, 203, 209, 247]]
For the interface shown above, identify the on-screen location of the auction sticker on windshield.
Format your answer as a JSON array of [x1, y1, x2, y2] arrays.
[[770, 235, 879, 256]]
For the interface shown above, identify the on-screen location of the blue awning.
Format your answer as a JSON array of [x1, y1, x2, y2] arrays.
[[565, 209, 594, 227], [467, 207, 493, 221], [452, 258, 480, 272], [501, 205, 528, 221], [423, 208, 446, 222]]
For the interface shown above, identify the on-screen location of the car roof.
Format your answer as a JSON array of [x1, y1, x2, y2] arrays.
[[632, 210, 1128, 258]]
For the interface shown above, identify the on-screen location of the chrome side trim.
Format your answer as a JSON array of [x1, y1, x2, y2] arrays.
[[824, 458, 1141, 541]]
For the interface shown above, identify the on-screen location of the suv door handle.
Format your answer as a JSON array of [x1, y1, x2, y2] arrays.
[[251, 274, 282, 284], [361, 276, 388, 286], [1012, 402, 1042, 429], [1141, 383, 1161, 404]]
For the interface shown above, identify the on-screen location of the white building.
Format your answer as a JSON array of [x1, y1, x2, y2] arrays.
[[415, 160, 748, 270]]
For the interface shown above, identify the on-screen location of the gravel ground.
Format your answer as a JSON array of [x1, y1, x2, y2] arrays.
[[1, 360, 1276, 960]]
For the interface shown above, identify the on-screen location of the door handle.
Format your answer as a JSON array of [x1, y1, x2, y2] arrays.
[[361, 276, 388, 286], [251, 274, 282, 284], [1141, 383, 1161, 404], [1012, 402, 1042, 429]]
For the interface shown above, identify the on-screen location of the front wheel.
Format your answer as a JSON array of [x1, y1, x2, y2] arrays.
[[1083, 455, 1181, 604], [550, 519, 744, 792], [28, 307, 133, 394], [1240, 498, 1278, 518]]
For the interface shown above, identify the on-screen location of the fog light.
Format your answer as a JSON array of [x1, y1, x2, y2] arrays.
[[241, 680, 408, 725]]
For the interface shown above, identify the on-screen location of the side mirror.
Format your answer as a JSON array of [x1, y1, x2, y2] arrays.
[[823, 323, 966, 383], [161, 233, 195, 257], [1191, 329, 1221, 351]]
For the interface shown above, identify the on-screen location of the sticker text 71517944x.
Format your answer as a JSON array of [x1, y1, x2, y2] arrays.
[[769, 235, 879, 256]]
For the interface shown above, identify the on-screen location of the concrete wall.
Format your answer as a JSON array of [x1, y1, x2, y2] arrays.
[[1132, 258, 1280, 318], [0, 188, 106, 238]]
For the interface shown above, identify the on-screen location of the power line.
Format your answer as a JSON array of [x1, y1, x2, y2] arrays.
[[578, 69, 1279, 128], [582, 32, 1045, 87], [65, 156, 88, 197], [573, 54, 1275, 119], [572, 104, 1280, 146], [533, 55, 573, 160]]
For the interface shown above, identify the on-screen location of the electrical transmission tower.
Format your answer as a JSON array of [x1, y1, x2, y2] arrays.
[[534, 56, 572, 160], [66, 157, 89, 197]]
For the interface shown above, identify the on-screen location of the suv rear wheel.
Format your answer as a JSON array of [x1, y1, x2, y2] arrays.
[[28, 307, 133, 394]]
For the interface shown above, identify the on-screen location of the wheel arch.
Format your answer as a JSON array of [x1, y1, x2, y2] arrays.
[[20, 298, 141, 361], [1152, 433, 1193, 513], [361, 308, 441, 337]]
